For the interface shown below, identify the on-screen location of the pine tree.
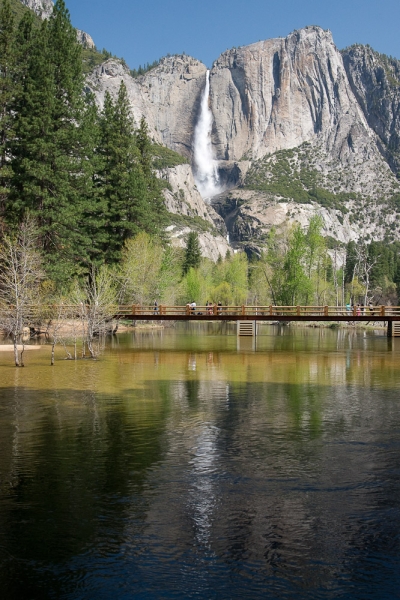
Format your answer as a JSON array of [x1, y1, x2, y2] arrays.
[[7, 0, 90, 283], [97, 82, 167, 263], [135, 115, 167, 237], [136, 116, 153, 178], [182, 231, 202, 275], [79, 91, 108, 266], [98, 83, 143, 263], [0, 0, 15, 214]]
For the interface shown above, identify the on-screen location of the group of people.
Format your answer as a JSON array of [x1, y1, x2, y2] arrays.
[[187, 301, 223, 315], [345, 302, 375, 316], [153, 300, 224, 316]]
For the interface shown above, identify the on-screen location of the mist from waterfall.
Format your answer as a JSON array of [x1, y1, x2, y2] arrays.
[[193, 71, 221, 200]]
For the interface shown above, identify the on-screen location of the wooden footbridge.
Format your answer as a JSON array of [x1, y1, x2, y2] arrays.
[[115, 305, 400, 337]]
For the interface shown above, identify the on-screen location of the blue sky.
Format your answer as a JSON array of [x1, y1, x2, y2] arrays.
[[65, 0, 400, 69]]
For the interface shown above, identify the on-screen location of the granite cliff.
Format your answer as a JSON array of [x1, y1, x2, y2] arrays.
[[17, 0, 400, 254], [342, 45, 400, 177], [86, 26, 400, 250], [19, 0, 95, 49], [88, 56, 207, 158], [20, 0, 53, 19]]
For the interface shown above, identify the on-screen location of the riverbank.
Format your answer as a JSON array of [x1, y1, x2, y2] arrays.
[[0, 345, 42, 352]]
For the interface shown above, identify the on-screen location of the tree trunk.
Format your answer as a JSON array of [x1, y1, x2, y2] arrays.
[[20, 341, 25, 367], [13, 335, 19, 367]]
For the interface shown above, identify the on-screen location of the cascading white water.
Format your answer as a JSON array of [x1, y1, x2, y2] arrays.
[[193, 71, 221, 199]]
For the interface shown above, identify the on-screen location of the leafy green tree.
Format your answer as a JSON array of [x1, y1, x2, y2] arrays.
[[213, 251, 248, 304], [211, 281, 233, 306], [98, 84, 140, 263], [118, 232, 164, 305], [182, 231, 201, 275], [280, 225, 310, 305], [158, 244, 184, 304], [344, 241, 357, 285], [78, 92, 108, 266], [183, 267, 202, 303], [304, 215, 329, 303]]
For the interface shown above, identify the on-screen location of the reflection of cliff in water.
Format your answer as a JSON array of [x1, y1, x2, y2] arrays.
[[0, 328, 400, 596]]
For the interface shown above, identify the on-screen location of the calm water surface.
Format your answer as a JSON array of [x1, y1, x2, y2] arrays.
[[0, 324, 399, 599]]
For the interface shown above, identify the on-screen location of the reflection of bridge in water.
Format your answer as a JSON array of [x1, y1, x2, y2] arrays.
[[116, 305, 400, 337]]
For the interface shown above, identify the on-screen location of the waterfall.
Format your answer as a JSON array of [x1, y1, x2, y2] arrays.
[[193, 71, 221, 199]]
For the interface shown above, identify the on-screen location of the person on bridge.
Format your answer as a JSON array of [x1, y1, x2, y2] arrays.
[[190, 301, 196, 314], [153, 300, 158, 315]]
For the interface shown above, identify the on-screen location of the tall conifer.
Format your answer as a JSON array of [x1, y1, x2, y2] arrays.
[[8, 0, 90, 282], [0, 0, 15, 214], [98, 83, 147, 263], [136, 115, 167, 236]]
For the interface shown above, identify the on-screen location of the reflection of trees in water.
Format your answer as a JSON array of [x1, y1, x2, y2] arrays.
[[0, 385, 170, 595], [1, 330, 400, 596]]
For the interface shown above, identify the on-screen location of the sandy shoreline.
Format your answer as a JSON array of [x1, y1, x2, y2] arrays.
[[0, 345, 43, 352]]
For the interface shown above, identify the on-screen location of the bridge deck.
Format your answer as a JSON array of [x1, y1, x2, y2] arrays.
[[116, 314, 399, 322], [115, 305, 400, 322]]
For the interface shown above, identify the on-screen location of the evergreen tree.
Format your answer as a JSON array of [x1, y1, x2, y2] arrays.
[[97, 83, 167, 264], [7, 0, 90, 282], [98, 83, 144, 263], [78, 91, 107, 266], [0, 0, 15, 213], [135, 115, 167, 237], [136, 116, 153, 177], [344, 241, 357, 284], [183, 231, 201, 275]]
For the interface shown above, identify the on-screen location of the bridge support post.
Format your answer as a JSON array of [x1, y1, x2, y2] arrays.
[[387, 320, 393, 338], [237, 321, 256, 337]]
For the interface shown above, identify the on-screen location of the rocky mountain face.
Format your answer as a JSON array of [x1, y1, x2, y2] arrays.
[[203, 27, 400, 249], [20, 1, 400, 255], [20, 0, 53, 19], [342, 45, 400, 177], [19, 0, 95, 48], [210, 27, 366, 163], [158, 163, 230, 260], [75, 29, 95, 50], [86, 26, 400, 252], [88, 56, 207, 158]]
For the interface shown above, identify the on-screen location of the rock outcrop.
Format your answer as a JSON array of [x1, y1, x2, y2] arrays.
[[87, 56, 207, 158], [76, 29, 95, 49], [159, 164, 230, 260], [20, 0, 53, 19], [342, 45, 400, 176], [19, 0, 96, 49], [87, 27, 398, 195], [85, 27, 400, 248]]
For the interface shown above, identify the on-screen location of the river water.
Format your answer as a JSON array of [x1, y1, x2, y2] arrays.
[[0, 324, 399, 599]]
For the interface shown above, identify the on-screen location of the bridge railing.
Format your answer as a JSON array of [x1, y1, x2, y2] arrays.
[[4, 304, 400, 321], [115, 305, 400, 317]]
